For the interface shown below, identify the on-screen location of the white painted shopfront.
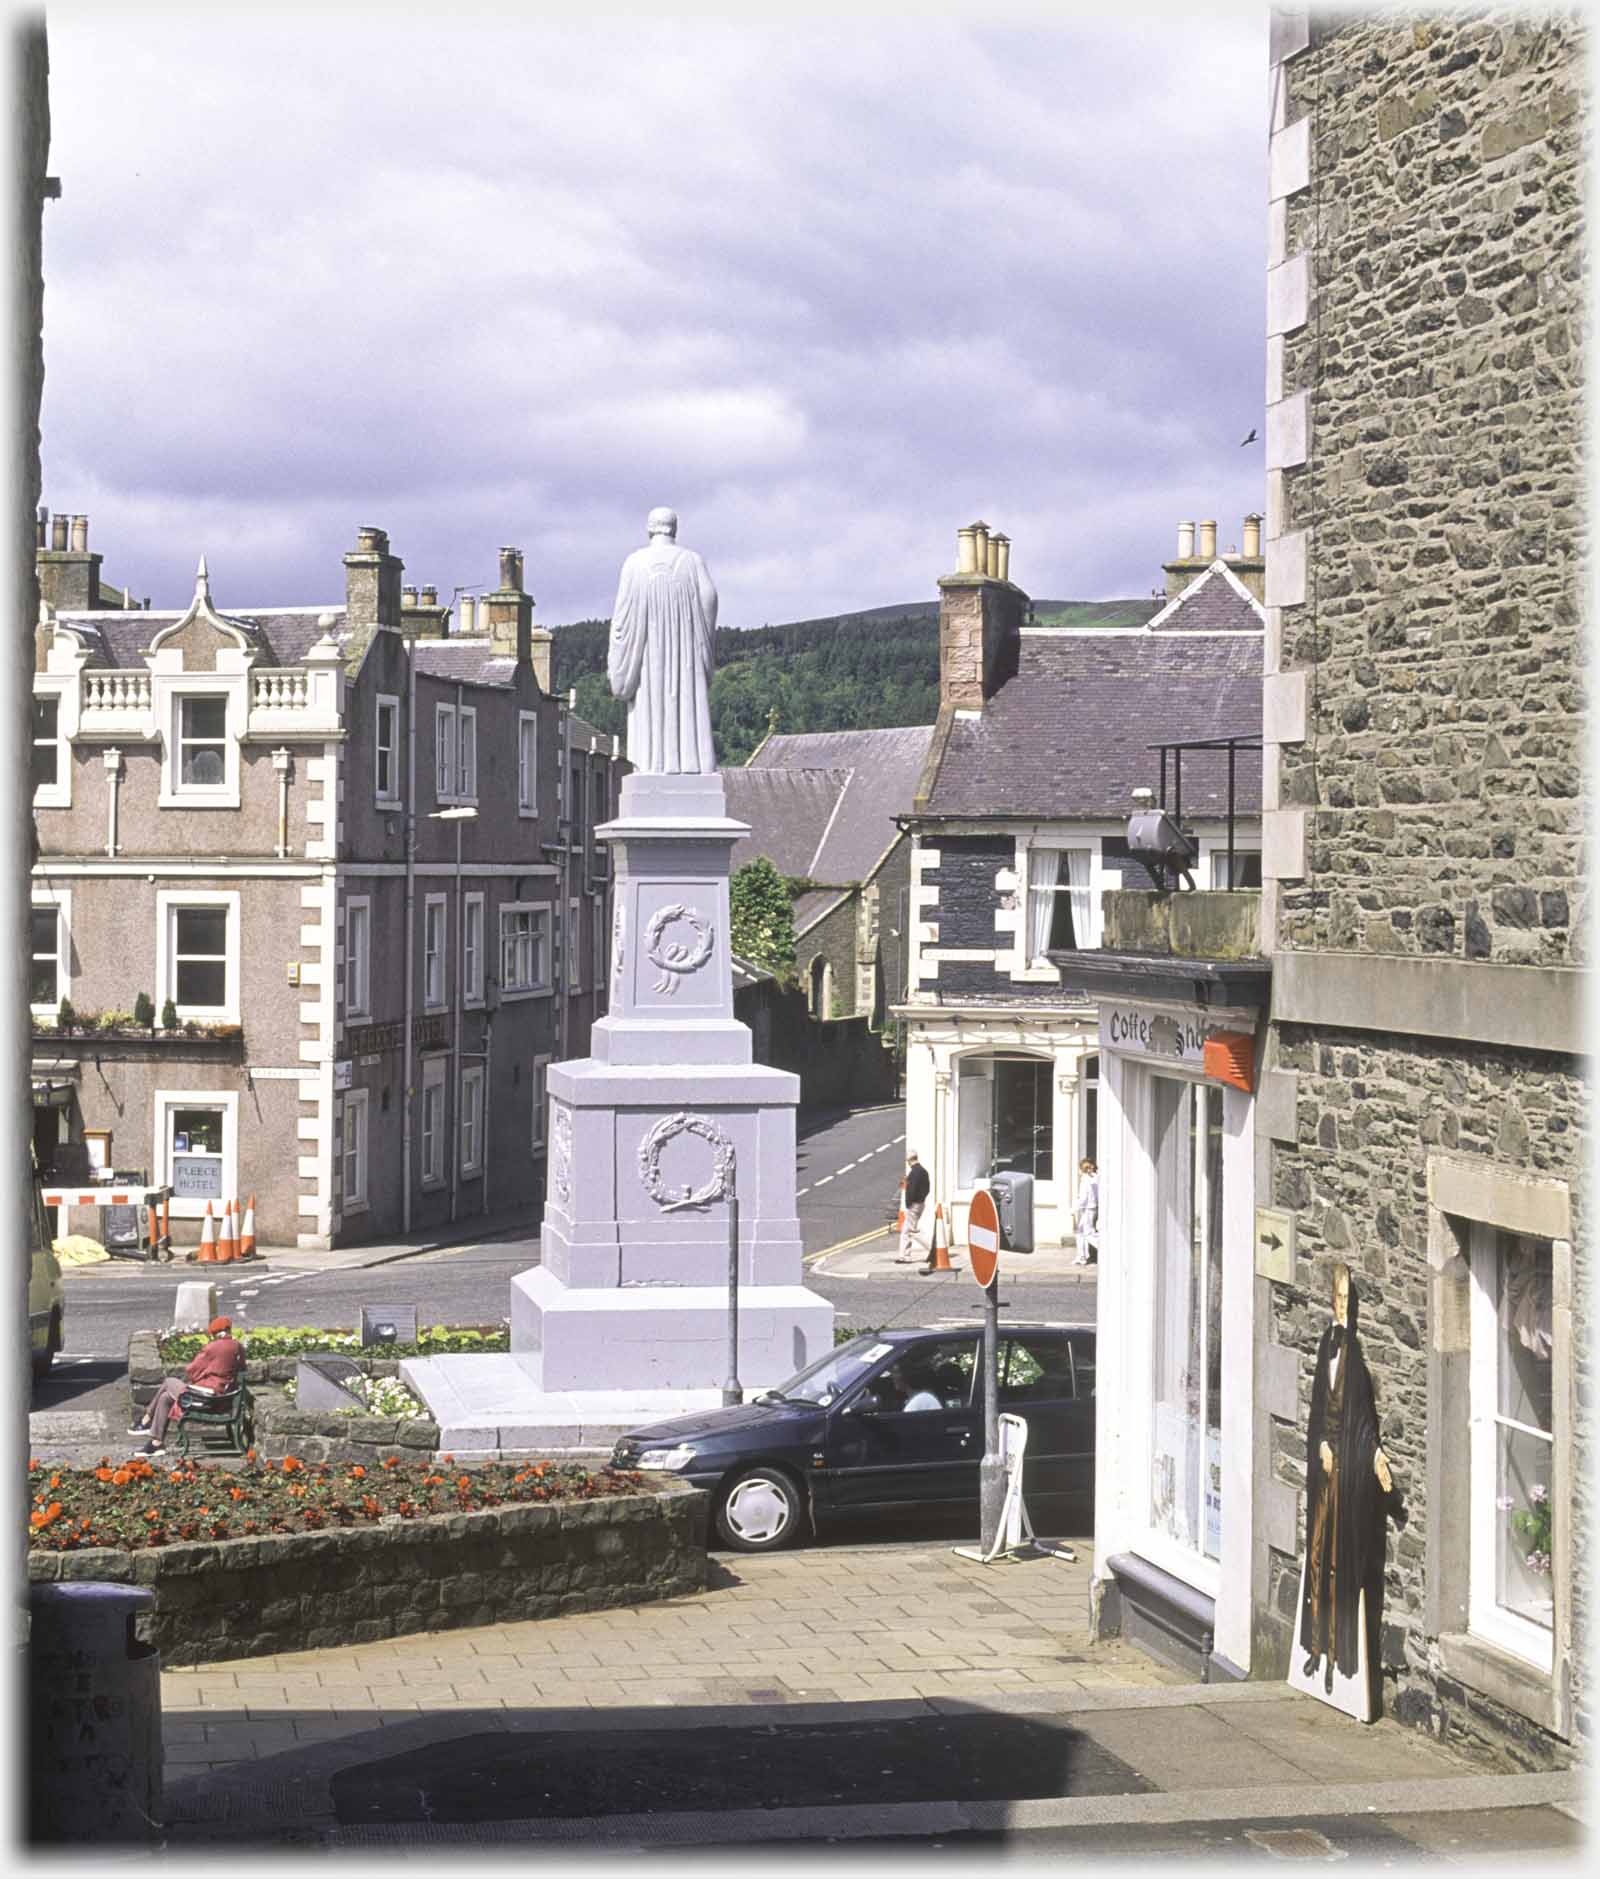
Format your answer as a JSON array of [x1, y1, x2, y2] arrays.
[[1091, 993, 1260, 1678]]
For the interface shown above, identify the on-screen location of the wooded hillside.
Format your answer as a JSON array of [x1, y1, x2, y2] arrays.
[[551, 596, 1157, 766]]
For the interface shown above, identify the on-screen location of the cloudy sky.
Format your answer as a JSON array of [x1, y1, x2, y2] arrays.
[[41, 6, 1268, 629]]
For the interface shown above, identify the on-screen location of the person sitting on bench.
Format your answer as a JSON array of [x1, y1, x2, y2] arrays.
[[130, 1315, 244, 1455]]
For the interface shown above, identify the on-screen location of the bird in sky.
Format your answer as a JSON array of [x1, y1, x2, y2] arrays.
[[1239, 427, 1258, 445]]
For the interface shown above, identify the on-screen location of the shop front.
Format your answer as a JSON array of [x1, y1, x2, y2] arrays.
[[1062, 959, 1268, 1682]]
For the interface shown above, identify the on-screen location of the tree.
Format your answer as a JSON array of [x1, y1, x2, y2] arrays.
[[730, 858, 796, 975]]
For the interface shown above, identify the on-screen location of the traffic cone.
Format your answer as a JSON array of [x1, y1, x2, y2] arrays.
[[197, 1203, 217, 1262], [216, 1200, 235, 1265], [239, 1194, 257, 1261], [922, 1203, 954, 1273], [161, 1192, 171, 1250], [894, 1180, 906, 1237], [146, 1203, 159, 1260]]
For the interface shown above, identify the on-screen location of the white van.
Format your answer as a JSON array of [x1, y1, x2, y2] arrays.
[[29, 1163, 65, 1382]]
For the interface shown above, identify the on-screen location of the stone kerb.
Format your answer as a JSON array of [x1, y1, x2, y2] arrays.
[[26, 1480, 708, 1668]]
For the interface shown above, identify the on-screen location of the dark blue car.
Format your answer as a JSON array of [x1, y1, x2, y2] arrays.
[[611, 1322, 1095, 1552]]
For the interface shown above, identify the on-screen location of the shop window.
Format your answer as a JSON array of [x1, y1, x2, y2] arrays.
[[957, 1054, 1054, 1186], [1149, 1075, 1224, 1564], [1469, 1226, 1554, 1668], [170, 1106, 225, 1202]]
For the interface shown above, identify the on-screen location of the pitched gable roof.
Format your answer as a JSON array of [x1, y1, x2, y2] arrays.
[[56, 605, 349, 669], [742, 724, 934, 884]]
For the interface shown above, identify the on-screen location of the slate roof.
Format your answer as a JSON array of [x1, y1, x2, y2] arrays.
[[724, 767, 850, 877], [743, 725, 934, 885], [924, 569, 1263, 821], [412, 638, 519, 690], [56, 606, 349, 669]]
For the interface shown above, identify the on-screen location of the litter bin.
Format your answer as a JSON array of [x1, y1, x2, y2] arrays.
[[28, 1583, 162, 1844]]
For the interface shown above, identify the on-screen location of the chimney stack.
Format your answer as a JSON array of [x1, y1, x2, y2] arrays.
[[37, 502, 107, 610], [1197, 519, 1217, 560], [936, 520, 1026, 715], [342, 525, 404, 667], [483, 544, 552, 688]]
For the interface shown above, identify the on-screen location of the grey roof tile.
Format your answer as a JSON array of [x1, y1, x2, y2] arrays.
[[59, 605, 349, 669], [1146, 564, 1264, 633], [745, 724, 934, 883], [724, 768, 851, 877], [412, 640, 519, 688], [926, 631, 1263, 819]]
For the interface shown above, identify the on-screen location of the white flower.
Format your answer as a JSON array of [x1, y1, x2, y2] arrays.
[[1531, 1483, 1549, 1505], [1496, 1496, 1515, 1511]]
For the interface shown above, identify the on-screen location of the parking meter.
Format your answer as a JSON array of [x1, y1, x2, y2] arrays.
[[988, 1170, 1035, 1253]]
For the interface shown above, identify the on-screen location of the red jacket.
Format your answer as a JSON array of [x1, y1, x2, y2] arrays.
[[184, 1335, 244, 1395]]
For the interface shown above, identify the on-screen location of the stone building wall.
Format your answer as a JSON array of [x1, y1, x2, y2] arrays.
[[1271, 10, 1586, 965], [1260, 7, 1587, 1771]]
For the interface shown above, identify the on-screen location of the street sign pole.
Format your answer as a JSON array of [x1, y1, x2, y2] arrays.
[[979, 1270, 1003, 1555]]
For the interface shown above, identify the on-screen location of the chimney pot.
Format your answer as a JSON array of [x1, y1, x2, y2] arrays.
[[1177, 520, 1196, 559], [357, 525, 388, 553], [51, 514, 68, 551], [956, 525, 978, 574], [459, 594, 476, 634], [70, 514, 89, 552], [401, 585, 418, 608], [499, 546, 519, 591], [972, 521, 990, 572], [420, 584, 437, 608], [36, 508, 47, 548], [994, 533, 1011, 583], [1198, 519, 1217, 560], [1242, 513, 1262, 558]]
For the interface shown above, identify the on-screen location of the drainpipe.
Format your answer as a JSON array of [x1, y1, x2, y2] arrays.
[[558, 690, 574, 1060], [401, 633, 418, 1235], [103, 747, 124, 857], [450, 683, 464, 1227], [271, 747, 291, 858]]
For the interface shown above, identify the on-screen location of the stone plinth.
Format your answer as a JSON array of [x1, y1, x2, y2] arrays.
[[411, 769, 833, 1444]]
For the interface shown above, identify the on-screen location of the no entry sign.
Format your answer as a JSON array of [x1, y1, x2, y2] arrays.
[[968, 1187, 1000, 1289]]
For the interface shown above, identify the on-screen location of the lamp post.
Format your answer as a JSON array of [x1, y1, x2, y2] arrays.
[[722, 1147, 741, 1407], [429, 806, 476, 1224]]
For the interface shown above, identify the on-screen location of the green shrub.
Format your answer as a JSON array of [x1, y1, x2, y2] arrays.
[[55, 997, 76, 1032], [160, 998, 178, 1031], [133, 993, 155, 1029], [158, 1323, 511, 1364]]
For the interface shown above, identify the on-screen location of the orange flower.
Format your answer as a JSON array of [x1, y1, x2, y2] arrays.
[[245, 1448, 256, 1461], [457, 1475, 470, 1490], [111, 1469, 131, 1487], [350, 1466, 366, 1479], [382, 1457, 399, 1470], [229, 1487, 244, 1502], [49, 1474, 60, 1489], [95, 1468, 113, 1483], [281, 1456, 304, 1474]]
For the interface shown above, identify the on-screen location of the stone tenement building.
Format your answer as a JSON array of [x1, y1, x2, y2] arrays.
[[1257, 10, 1585, 1765], [30, 518, 624, 1248]]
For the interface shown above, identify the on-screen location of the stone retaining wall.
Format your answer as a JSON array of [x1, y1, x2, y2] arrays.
[[27, 1481, 707, 1668]]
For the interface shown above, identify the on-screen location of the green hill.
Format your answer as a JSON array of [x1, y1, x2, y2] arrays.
[[551, 596, 1158, 767]]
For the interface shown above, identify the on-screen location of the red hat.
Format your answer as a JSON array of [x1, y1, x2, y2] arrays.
[[208, 1315, 232, 1335]]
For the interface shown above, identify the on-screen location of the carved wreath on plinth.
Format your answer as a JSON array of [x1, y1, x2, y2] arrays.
[[551, 1104, 573, 1209], [638, 1111, 736, 1212], [645, 902, 714, 995]]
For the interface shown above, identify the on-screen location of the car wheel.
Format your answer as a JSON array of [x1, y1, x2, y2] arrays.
[[715, 1465, 804, 1552], [31, 1309, 61, 1383]]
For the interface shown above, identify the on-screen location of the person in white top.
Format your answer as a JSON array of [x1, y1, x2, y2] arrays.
[[1073, 1158, 1099, 1266]]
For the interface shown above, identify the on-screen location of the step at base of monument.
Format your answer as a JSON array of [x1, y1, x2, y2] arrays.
[[401, 1354, 731, 1457]]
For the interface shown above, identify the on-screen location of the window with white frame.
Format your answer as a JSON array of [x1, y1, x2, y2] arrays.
[[423, 895, 447, 1009], [1209, 848, 1263, 889], [30, 899, 66, 1011], [158, 1093, 234, 1213], [435, 703, 457, 803], [1468, 1224, 1555, 1668], [420, 1056, 446, 1186], [346, 897, 371, 1019], [463, 893, 485, 1006], [375, 695, 400, 803], [530, 1057, 549, 1151], [517, 711, 538, 815], [956, 1053, 1054, 1186], [342, 1089, 369, 1211], [460, 1066, 484, 1175], [177, 695, 228, 789], [500, 902, 552, 995], [160, 895, 238, 1019], [458, 706, 477, 803], [567, 896, 582, 990], [1025, 844, 1095, 960], [32, 694, 64, 799]]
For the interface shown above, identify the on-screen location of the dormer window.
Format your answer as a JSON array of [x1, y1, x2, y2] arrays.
[[179, 697, 227, 786]]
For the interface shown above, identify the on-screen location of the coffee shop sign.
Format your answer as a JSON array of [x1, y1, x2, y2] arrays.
[[1100, 1005, 1209, 1064]]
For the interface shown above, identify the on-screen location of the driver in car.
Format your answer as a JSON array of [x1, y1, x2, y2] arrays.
[[901, 1365, 944, 1412]]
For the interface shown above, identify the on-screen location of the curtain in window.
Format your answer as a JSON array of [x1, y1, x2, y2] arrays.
[[1064, 848, 1092, 949], [1028, 848, 1060, 960]]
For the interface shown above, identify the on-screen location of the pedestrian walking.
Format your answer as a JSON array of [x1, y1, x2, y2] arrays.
[[893, 1151, 932, 1265], [1073, 1157, 1100, 1265]]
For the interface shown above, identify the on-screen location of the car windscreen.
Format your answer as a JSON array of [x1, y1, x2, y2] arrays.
[[777, 1337, 899, 1408]]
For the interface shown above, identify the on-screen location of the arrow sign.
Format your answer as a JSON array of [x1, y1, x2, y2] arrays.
[[968, 1186, 1000, 1290]]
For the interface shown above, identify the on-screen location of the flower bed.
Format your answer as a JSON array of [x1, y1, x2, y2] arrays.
[[26, 1455, 707, 1667], [157, 1323, 509, 1365]]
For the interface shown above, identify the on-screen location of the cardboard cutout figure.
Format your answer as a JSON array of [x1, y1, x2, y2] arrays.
[[1288, 1262, 1396, 1722]]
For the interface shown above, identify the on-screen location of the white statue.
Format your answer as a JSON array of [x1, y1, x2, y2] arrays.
[[607, 508, 718, 775]]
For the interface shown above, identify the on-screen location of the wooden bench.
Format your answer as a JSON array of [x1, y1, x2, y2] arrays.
[[174, 1381, 254, 1458]]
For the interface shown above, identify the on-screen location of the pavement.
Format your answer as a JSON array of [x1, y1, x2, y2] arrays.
[[811, 1224, 1098, 1283], [157, 1533, 1585, 1856]]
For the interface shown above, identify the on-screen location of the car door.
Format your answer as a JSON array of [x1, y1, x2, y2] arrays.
[[823, 1335, 981, 1513], [998, 1332, 1086, 1504]]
